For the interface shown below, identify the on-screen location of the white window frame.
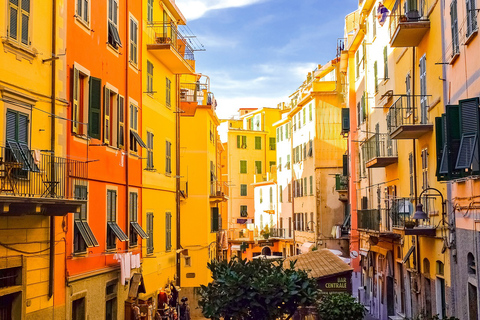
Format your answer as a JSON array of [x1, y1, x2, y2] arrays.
[[129, 14, 138, 66], [76, 0, 90, 25]]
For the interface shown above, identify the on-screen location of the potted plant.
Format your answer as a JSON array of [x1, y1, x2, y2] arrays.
[[404, 220, 416, 229], [260, 225, 270, 239]]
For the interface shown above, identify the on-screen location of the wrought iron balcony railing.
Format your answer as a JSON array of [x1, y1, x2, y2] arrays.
[[363, 134, 398, 168], [389, 0, 431, 47], [387, 95, 433, 139], [0, 146, 87, 200], [146, 22, 195, 69]]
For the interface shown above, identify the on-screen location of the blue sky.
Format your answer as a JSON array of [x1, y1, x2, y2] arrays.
[[176, 0, 356, 119]]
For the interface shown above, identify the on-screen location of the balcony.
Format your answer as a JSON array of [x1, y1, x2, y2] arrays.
[[210, 181, 228, 203], [391, 198, 438, 236], [180, 82, 216, 111], [270, 228, 293, 239], [387, 95, 433, 139], [335, 174, 348, 201], [389, 0, 431, 47], [0, 147, 87, 216], [363, 134, 398, 168], [228, 228, 254, 242], [146, 22, 195, 74]]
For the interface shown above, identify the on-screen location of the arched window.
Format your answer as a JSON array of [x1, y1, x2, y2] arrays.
[[468, 252, 476, 275], [423, 258, 430, 275], [436, 261, 444, 276]]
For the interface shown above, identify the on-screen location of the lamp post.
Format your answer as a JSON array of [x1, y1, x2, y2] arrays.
[[306, 221, 316, 233], [412, 187, 446, 223], [411, 187, 446, 274]]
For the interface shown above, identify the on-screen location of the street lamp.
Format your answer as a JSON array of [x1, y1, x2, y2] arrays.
[[306, 221, 316, 233], [412, 187, 445, 222]]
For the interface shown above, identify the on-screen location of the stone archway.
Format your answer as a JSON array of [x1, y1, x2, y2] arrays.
[[261, 247, 272, 256]]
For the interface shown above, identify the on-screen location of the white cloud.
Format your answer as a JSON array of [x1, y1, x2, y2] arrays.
[[215, 96, 286, 120], [176, 0, 267, 20]]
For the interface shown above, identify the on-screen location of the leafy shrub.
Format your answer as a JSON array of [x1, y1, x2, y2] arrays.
[[199, 257, 319, 320], [317, 293, 365, 320]]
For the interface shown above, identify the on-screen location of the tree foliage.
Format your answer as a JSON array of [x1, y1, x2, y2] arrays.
[[317, 293, 366, 320], [199, 257, 319, 320]]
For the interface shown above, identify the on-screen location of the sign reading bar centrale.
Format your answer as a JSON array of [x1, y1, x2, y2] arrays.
[[317, 273, 352, 294]]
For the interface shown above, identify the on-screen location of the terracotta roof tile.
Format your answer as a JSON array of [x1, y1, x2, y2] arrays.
[[283, 249, 353, 279]]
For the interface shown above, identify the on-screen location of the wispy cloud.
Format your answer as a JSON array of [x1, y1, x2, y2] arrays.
[[215, 96, 285, 120], [176, 0, 267, 21]]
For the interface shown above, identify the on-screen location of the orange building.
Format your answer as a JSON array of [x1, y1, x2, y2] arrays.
[[65, 0, 146, 319]]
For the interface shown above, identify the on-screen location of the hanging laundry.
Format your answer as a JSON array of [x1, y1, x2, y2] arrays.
[[377, 2, 390, 26]]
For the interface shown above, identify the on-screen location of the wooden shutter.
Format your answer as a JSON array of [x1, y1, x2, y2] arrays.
[[374, 61, 378, 92], [456, 98, 480, 170], [88, 77, 102, 139], [342, 108, 350, 132], [72, 68, 80, 133], [104, 87, 110, 144], [118, 96, 124, 148], [17, 113, 27, 143], [20, 0, 29, 45], [9, 1, 18, 40], [237, 135, 241, 148], [242, 135, 247, 148], [6, 110, 16, 142], [211, 208, 219, 232], [255, 136, 261, 149], [383, 46, 388, 79]]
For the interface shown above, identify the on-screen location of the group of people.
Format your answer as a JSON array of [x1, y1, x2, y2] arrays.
[[132, 283, 190, 320]]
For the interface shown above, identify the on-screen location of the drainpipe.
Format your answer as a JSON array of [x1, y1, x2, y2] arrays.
[[439, 0, 455, 315], [175, 74, 181, 287], [290, 117, 296, 254], [125, 0, 130, 258], [48, 0, 56, 299]]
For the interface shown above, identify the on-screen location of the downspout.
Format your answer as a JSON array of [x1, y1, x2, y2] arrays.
[[125, 0, 130, 258], [290, 117, 296, 253], [175, 74, 181, 287], [439, 0, 455, 315], [48, 0, 56, 299], [411, 46, 421, 275]]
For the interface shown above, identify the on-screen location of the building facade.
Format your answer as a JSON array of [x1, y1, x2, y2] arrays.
[[344, 0, 453, 318]]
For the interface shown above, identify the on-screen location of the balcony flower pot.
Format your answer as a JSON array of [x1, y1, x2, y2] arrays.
[[404, 221, 416, 229]]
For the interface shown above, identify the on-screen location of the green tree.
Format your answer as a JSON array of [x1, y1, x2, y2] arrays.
[[317, 293, 366, 320], [199, 257, 319, 320]]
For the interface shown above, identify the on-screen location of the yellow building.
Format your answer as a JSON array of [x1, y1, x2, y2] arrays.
[[344, 0, 451, 318], [277, 63, 347, 256], [0, 0, 85, 318], [140, 0, 194, 303], [177, 74, 226, 316], [225, 107, 281, 259]]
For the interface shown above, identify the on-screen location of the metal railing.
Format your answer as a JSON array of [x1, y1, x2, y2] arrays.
[[210, 181, 228, 198], [0, 146, 87, 199], [335, 174, 348, 191], [363, 133, 398, 162], [389, 0, 431, 39], [228, 229, 253, 241], [180, 83, 217, 110], [387, 95, 430, 134], [146, 22, 195, 67], [357, 209, 381, 231]]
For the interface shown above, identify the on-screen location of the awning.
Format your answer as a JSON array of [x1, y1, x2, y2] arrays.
[[300, 242, 315, 253], [231, 244, 241, 251], [131, 131, 147, 148], [402, 245, 415, 264]]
